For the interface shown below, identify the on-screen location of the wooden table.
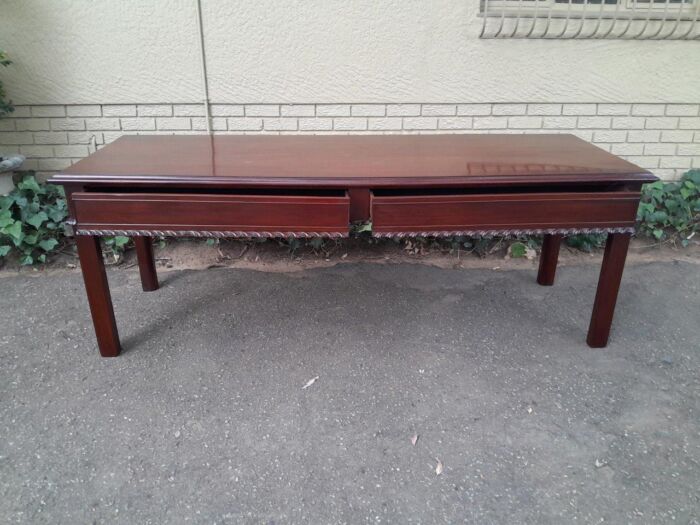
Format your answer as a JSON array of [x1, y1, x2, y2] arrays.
[[49, 134, 657, 357]]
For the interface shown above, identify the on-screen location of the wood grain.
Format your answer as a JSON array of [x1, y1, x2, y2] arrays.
[[537, 234, 562, 286], [371, 192, 640, 233], [72, 192, 351, 235], [134, 236, 158, 292], [49, 134, 656, 189], [587, 233, 632, 348], [75, 236, 121, 357], [50, 134, 655, 355]]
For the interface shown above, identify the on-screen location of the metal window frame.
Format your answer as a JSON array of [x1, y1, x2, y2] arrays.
[[480, 0, 700, 38]]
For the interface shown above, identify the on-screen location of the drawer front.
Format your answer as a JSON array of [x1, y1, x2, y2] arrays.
[[371, 192, 640, 234], [72, 192, 350, 237]]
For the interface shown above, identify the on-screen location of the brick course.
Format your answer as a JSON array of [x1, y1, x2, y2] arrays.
[[1, 103, 698, 180]]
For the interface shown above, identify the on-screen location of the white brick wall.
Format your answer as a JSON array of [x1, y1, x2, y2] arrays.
[[1, 103, 699, 180]]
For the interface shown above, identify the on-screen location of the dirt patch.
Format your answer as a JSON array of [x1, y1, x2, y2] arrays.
[[1, 236, 697, 278]]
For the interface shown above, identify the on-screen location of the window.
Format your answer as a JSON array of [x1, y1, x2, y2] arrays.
[[480, 0, 700, 38]]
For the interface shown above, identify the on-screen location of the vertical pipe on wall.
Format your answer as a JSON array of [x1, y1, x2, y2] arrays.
[[195, 0, 212, 134]]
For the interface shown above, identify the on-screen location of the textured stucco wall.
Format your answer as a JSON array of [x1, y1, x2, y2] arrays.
[[1, 0, 699, 105]]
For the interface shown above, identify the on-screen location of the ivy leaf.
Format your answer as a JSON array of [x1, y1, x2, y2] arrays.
[[2, 220, 22, 241], [17, 176, 42, 193], [23, 233, 38, 245], [11, 194, 27, 208], [666, 200, 680, 212], [38, 238, 59, 252], [20, 254, 33, 266], [652, 210, 668, 224], [0, 210, 13, 228], [637, 202, 654, 215], [509, 242, 527, 258], [113, 236, 129, 248], [26, 211, 48, 229], [0, 196, 12, 212], [47, 206, 67, 222], [0, 245, 11, 257]]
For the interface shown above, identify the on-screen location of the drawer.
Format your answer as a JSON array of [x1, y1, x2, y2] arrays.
[[370, 191, 640, 234], [71, 192, 350, 236]]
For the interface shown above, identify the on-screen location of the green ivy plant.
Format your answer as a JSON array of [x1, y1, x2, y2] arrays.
[[0, 174, 68, 265], [102, 235, 130, 263], [564, 233, 607, 253], [0, 50, 13, 117], [637, 169, 700, 246]]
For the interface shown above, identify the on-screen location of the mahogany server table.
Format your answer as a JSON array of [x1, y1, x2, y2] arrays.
[[49, 134, 657, 357]]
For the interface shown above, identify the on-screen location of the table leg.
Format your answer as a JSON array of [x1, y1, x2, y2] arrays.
[[586, 232, 631, 348], [134, 236, 159, 291], [76, 236, 121, 357], [537, 233, 562, 286]]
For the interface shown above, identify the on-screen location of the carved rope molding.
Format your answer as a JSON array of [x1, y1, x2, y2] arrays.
[[72, 226, 635, 239], [373, 227, 637, 238], [74, 228, 349, 239]]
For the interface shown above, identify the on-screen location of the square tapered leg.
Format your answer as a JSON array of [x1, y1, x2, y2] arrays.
[[76, 236, 121, 357], [134, 236, 159, 292], [537, 234, 562, 286], [587, 233, 631, 348]]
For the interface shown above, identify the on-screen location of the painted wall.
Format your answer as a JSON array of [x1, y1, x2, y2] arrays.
[[1, 0, 699, 105]]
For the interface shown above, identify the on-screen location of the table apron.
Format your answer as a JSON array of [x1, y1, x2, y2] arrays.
[[68, 190, 641, 238], [70, 192, 351, 238], [370, 191, 640, 236]]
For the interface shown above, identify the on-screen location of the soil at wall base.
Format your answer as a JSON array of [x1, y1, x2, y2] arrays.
[[0, 236, 698, 277]]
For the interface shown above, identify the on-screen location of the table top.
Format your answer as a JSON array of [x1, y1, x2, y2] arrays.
[[51, 134, 656, 188]]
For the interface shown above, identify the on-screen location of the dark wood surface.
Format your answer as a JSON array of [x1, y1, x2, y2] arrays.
[[370, 191, 640, 233], [51, 134, 655, 188], [50, 134, 656, 353], [537, 234, 562, 286], [587, 233, 632, 348], [348, 188, 371, 222], [134, 237, 159, 292], [75, 236, 121, 357], [71, 192, 350, 235]]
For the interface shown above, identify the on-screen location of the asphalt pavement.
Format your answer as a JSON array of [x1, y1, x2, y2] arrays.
[[1, 261, 698, 523]]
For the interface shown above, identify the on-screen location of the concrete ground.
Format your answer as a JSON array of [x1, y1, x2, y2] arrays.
[[0, 260, 698, 524]]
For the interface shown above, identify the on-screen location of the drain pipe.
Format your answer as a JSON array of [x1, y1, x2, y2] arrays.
[[195, 0, 212, 133]]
